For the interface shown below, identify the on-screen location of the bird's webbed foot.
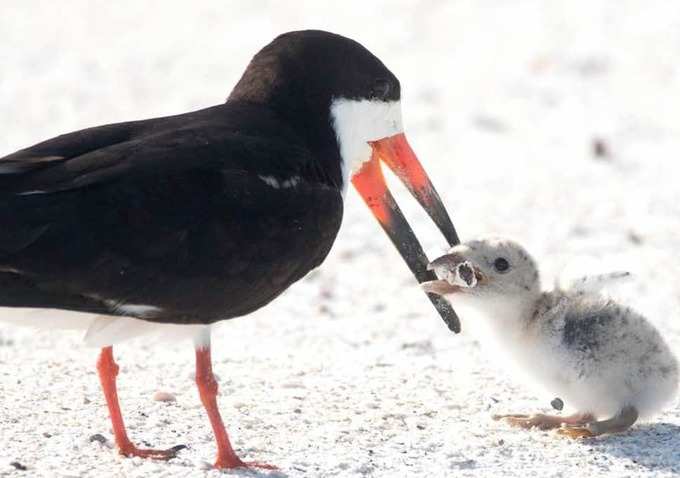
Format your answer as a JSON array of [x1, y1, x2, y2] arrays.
[[118, 443, 187, 460], [493, 413, 563, 430], [557, 406, 638, 439], [493, 412, 594, 431]]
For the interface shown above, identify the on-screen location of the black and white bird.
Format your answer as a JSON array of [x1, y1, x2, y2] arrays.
[[0, 30, 460, 469], [423, 237, 678, 438]]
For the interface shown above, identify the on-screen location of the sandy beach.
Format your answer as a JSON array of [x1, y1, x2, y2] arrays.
[[1, 1, 679, 476]]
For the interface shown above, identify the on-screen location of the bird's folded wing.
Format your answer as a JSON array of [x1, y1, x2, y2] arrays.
[[0, 120, 138, 175], [0, 120, 311, 196]]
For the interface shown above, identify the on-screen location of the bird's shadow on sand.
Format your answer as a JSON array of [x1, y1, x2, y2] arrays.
[[202, 467, 287, 478], [229, 471, 287, 478], [584, 422, 680, 473]]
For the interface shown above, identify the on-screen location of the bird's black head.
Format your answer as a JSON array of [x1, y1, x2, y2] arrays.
[[229, 31, 407, 188], [229, 30, 401, 116], [230, 30, 461, 332]]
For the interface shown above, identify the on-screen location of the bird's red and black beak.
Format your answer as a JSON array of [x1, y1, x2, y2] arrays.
[[351, 132, 461, 332]]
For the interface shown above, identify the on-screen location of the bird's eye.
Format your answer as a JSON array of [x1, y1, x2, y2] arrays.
[[371, 78, 391, 100], [493, 257, 510, 273]]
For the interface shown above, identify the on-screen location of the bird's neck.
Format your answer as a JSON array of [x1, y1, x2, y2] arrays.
[[228, 57, 345, 191]]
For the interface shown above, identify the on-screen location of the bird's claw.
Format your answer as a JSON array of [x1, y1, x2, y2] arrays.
[[119, 444, 187, 460], [242, 462, 278, 470], [214, 457, 278, 470]]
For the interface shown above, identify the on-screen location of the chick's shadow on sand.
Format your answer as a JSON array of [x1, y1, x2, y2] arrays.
[[585, 422, 680, 473]]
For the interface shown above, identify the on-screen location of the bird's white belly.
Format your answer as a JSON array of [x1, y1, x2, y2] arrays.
[[0, 307, 208, 347]]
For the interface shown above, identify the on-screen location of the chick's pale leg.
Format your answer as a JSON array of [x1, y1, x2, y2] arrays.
[[493, 412, 594, 430], [557, 406, 638, 438]]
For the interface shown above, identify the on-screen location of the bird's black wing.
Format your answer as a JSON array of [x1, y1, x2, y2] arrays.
[[0, 120, 138, 175], [0, 104, 312, 195], [0, 104, 344, 323], [0, 103, 312, 256]]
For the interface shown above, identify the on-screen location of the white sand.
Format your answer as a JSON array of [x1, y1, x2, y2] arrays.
[[1, 1, 680, 476]]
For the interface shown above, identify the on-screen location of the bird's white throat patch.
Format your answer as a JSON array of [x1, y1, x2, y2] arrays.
[[330, 98, 404, 193]]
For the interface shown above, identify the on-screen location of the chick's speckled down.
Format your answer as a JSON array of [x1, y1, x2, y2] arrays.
[[426, 237, 679, 423], [530, 290, 679, 419]]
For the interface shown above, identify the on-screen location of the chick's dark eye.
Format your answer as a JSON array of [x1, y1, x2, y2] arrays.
[[372, 78, 391, 99], [493, 257, 510, 273]]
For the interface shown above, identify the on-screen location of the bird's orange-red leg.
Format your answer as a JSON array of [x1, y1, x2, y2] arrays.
[[96, 346, 184, 459], [194, 343, 276, 470]]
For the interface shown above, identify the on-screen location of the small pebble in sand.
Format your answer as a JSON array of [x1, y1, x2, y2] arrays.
[[592, 137, 610, 160], [551, 398, 564, 411], [10, 461, 27, 471], [628, 231, 643, 245], [152, 391, 177, 402], [89, 433, 108, 444]]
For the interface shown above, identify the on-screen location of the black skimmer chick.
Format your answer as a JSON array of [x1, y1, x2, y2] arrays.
[[423, 237, 678, 438], [0, 30, 459, 469]]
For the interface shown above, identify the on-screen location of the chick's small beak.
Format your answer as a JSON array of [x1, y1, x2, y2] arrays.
[[421, 280, 459, 296], [351, 132, 460, 333]]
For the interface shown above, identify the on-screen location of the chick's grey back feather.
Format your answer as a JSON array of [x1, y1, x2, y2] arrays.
[[534, 291, 678, 385]]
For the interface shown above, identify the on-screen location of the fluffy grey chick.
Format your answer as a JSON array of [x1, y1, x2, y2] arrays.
[[422, 237, 678, 438]]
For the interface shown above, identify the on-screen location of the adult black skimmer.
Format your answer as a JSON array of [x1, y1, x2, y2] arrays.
[[0, 30, 459, 469]]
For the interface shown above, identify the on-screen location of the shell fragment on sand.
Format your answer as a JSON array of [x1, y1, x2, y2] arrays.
[[152, 391, 177, 402], [445, 261, 477, 288]]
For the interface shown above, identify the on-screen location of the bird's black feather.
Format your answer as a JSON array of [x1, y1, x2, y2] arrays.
[[0, 102, 343, 324]]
